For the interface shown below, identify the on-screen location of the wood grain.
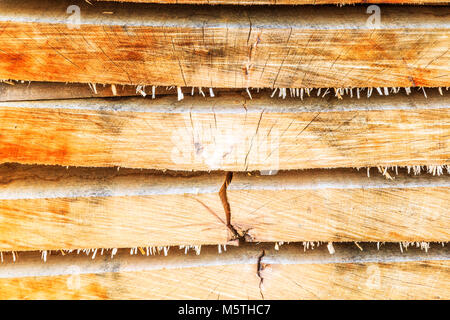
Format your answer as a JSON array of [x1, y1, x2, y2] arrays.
[[260, 261, 449, 300], [0, 92, 448, 170], [0, 243, 448, 299], [1, 1, 449, 88], [0, 264, 262, 299], [0, 164, 229, 251], [228, 169, 450, 242], [1, 242, 447, 277], [0, 165, 448, 251], [3, 262, 448, 299]]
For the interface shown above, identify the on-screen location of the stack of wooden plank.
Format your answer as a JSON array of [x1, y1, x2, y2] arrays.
[[0, 0, 448, 299]]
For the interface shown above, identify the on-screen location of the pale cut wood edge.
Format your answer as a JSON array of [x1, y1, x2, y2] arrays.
[[0, 82, 139, 101], [5, 1, 448, 28], [0, 163, 226, 200], [0, 164, 232, 251], [0, 82, 240, 102], [0, 82, 447, 103], [2, 89, 448, 113], [229, 168, 450, 191], [228, 168, 450, 242], [1, 2, 449, 88], [0, 242, 448, 278]]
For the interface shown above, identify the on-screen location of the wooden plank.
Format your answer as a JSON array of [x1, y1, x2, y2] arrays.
[[228, 169, 450, 242], [1, 1, 449, 88], [0, 243, 448, 299], [0, 261, 445, 299], [0, 264, 262, 299], [0, 92, 449, 170], [260, 261, 449, 299], [0, 164, 230, 251], [1, 243, 447, 276], [99, 0, 449, 4]]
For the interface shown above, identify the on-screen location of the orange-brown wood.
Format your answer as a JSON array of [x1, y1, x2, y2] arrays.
[[1, 2, 449, 88], [3, 262, 448, 299], [0, 165, 448, 251], [260, 261, 449, 299], [0, 243, 448, 299], [0, 264, 262, 299], [0, 164, 229, 251], [0, 93, 448, 171], [228, 169, 450, 242]]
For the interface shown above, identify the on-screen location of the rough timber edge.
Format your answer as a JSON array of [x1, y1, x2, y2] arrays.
[[0, 242, 448, 278], [1, 2, 449, 29], [1, 165, 449, 201], [0, 87, 448, 112], [1, 81, 448, 102]]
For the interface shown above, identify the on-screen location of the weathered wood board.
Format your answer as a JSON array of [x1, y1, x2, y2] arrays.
[[0, 164, 230, 251], [0, 92, 448, 171], [228, 169, 450, 242], [260, 261, 449, 299], [0, 164, 448, 251], [0, 264, 261, 299], [0, 243, 448, 299], [1, 1, 449, 88]]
